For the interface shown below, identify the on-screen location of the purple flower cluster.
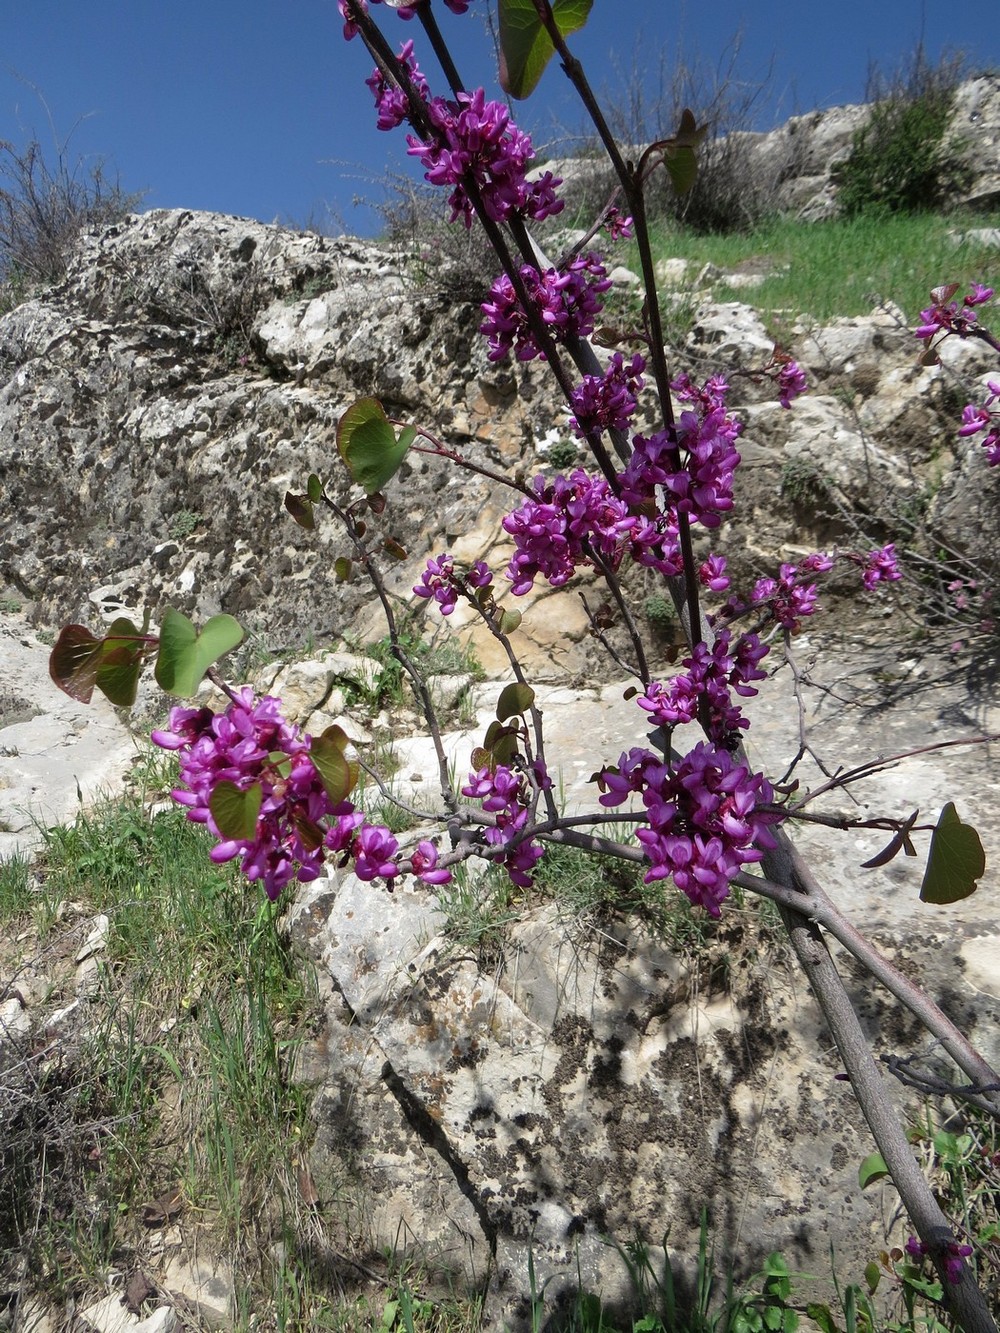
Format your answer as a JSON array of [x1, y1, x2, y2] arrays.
[[407, 87, 563, 228], [859, 542, 902, 591], [603, 206, 633, 241], [637, 629, 770, 745], [599, 740, 780, 915], [461, 761, 548, 887], [366, 40, 428, 131], [481, 253, 611, 362], [152, 689, 449, 898], [777, 359, 808, 408], [904, 1236, 973, 1286], [618, 375, 743, 530], [413, 553, 493, 615], [569, 352, 646, 437], [958, 379, 1000, 465], [502, 469, 635, 595], [915, 282, 993, 342], [751, 562, 823, 632]]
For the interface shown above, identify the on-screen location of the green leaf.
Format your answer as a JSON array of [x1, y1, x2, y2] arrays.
[[94, 617, 148, 707], [307, 473, 323, 503], [335, 557, 353, 584], [310, 728, 358, 806], [337, 398, 411, 495], [496, 682, 535, 721], [920, 802, 986, 904], [154, 608, 244, 698], [209, 780, 262, 841], [662, 146, 699, 197], [858, 1152, 889, 1189], [498, 0, 592, 99], [864, 1262, 881, 1294], [804, 1305, 839, 1333], [498, 607, 522, 635], [285, 491, 315, 530]]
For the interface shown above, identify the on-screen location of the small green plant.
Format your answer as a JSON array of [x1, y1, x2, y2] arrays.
[[835, 50, 972, 218], [0, 595, 22, 614], [548, 438, 580, 470], [168, 509, 202, 540], [643, 593, 678, 639], [780, 457, 831, 509]]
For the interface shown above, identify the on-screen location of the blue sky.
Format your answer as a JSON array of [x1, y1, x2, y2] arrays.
[[4, 2, 999, 237]]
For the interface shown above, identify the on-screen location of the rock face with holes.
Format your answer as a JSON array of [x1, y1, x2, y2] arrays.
[[2, 204, 998, 682]]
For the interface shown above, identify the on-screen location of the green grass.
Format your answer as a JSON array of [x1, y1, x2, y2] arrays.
[[0, 848, 32, 919], [642, 210, 1000, 324]]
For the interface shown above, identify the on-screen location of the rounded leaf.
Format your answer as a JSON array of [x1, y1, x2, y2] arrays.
[[154, 608, 244, 698], [496, 681, 535, 722], [919, 802, 986, 904], [498, 0, 593, 99], [210, 780, 262, 841]]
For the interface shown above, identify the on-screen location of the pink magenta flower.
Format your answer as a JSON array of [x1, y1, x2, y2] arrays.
[[409, 840, 452, 885], [599, 738, 781, 916], [352, 824, 400, 881], [860, 543, 901, 591], [777, 360, 808, 408], [461, 760, 548, 888], [569, 352, 646, 437], [407, 87, 563, 229], [481, 253, 610, 361], [153, 689, 350, 900]]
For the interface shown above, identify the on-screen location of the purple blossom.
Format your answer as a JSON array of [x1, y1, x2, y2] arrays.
[[352, 824, 400, 881], [860, 543, 901, 591], [413, 554, 493, 615], [599, 739, 780, 916], [904, 1236, 973, 1285], [958, 379, 1000, 464], [751, 563, 821, 632], [366, 40, 428, 131], [699, 554, 730, 591], [407, 87, 563, 229], [152, 689, 348, 900], [777, 359, 808, 408], [409, 839, 452, 885], [568, 352, 646, 437], [618, 377, 743, 531], [413, 553, 459, 614], [480, 253, 610, 362], [915, 282, 993, 341], [461, 760, 547, 887], [603, 206, 633, 240], [502, 469, 636, 595]]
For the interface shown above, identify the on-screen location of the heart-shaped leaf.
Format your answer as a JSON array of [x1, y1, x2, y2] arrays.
[[154, 608, 244, 698], [336, 398, 411, 495], [334, 557, 353, 584], [858, 1151, 889, 1189], [498, 607, 521, 634], [310, 728, 358, 806], [919, 802, 986, 904], [498, 0, 593, 99], [210, 780, 262, 841], [307, 473, 323, 503], [285, 491, 315, 530], [94, 617, 150, 706], [496, 681, 535, 722]]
